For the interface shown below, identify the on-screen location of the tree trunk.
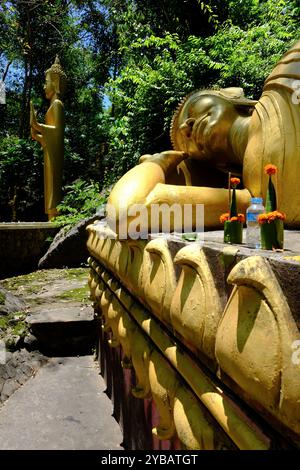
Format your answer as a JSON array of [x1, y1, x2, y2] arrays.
[[18, 4, 33, 139]]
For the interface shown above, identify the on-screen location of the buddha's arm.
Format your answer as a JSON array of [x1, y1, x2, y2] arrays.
[[31, 120, 55, 132], [31, 126, 44, 146], [30, 102, 49, 133], [145, 184, 251, 228], [107, 151, 251, 233], [108, 151, 187, 211], [30, 100, 63, 133]]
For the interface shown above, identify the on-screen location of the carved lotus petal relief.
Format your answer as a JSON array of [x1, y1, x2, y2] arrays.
[[143, 238, 177, 324], [215, 256, 300, 434], [170, 245, 223, 362]]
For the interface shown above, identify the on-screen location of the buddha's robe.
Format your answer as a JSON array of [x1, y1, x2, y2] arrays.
[[43, 99, 64, 214], [244, 40, 300, 227]]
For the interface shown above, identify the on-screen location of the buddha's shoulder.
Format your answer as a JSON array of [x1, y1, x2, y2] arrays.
[[50, 99, 64, 109], [264, 42, 300, 97]]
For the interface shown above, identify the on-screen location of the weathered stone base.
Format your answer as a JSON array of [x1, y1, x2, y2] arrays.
[[96, 328, 159, 450], [92, 263, 237, 450]]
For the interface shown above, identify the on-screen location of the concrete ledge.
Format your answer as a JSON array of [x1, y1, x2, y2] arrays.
[[0, 222, 56, 230]]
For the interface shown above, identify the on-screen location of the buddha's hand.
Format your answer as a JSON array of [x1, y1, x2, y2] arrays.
[[31, 126, 44, 146], [30, 101, 41, 130], [30, 101, 36, 125], [139, 150, 188, 175], [30, 101, 43, 133]]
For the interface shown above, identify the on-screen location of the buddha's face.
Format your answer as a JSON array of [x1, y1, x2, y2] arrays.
[[177, 95, 238, 160], [44, 73, 57, 100]]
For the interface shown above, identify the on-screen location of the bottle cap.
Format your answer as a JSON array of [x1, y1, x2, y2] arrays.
[[250, 197, 263, 204]]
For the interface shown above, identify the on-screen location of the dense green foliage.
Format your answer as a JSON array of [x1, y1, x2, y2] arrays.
[[102, 0, 300, 183], [1, 0, 300, 222], [54, 179, 108, 228], [0, 137, 44, 220]]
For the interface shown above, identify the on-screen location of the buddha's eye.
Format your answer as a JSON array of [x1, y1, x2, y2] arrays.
[[182, 118, 195, 128], [180, 118, 195, 138]]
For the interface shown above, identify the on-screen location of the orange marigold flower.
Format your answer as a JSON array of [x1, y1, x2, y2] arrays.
[[264, 164, 277, 175], [220, 213, 229, 224], [258, 211, 286, 224], [230, 177, 240, 187], [237, 213, 245, 223], [273, 210, 285, 220], [268, 210, 286, 222], [230, 216, 238, 222], [267, 211, 276, 222], [277, 211, 286, 221], [258, 213, 268, 224]]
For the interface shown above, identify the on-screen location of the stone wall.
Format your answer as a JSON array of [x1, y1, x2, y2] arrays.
[[0, 223, 59, 279], [0, 349, 47, 403]]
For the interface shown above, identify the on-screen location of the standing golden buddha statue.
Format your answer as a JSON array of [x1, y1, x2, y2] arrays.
[[30, 56, 66, 220], [108, 40, 300, 233]]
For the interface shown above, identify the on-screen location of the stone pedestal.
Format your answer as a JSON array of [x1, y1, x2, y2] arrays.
[[87, 221, 300, 450]]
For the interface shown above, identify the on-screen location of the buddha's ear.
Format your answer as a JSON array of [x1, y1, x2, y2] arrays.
[[55, 81, 61, 96], [51, 74, 61, 96]]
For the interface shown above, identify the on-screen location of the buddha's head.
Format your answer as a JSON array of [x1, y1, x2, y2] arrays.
[[170, 88, 257, 162], [44, 56, 67, 100]]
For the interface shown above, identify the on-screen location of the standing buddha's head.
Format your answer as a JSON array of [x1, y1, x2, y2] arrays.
[[44, 55, 67, 100]]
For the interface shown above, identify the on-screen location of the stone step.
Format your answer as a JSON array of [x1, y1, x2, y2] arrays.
[[26, 306, 97, 355], [0, 356, 123, 450]]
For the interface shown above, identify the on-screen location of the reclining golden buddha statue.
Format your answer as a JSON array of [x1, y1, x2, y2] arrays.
[[108, 40, 300, 233]]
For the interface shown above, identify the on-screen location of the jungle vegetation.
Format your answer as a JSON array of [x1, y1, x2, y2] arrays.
[[0, 0, 299, 223]]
